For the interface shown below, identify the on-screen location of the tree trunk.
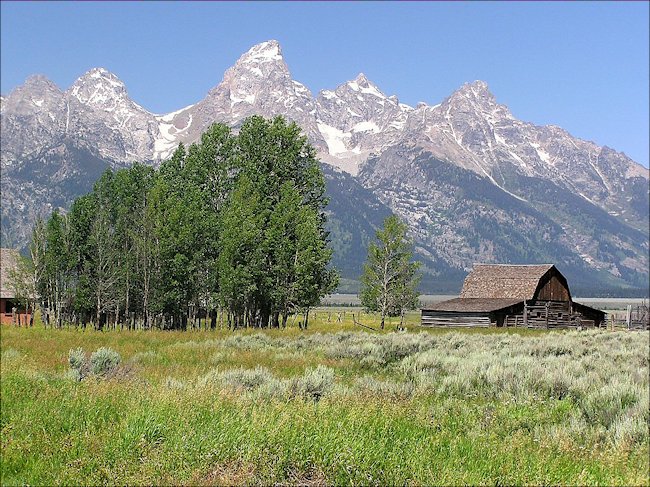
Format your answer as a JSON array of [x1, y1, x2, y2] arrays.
[[96, 294, 101, 331]]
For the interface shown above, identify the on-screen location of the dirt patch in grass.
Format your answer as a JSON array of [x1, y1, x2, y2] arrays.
[[192, 460, 259, 486]]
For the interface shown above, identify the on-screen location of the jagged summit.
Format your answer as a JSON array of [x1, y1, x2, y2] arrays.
[[346, 73, 386, 98], [353, 72, 371, 85], [23, 74, 59, 88], [70, 67, 127, 91], [447, 80, 495, 102], [221, 40, 292, 83], [65, 66, 154, 121], [238, 40, 284, 64], [466, 79, 490, 92], [85, 67, 114, 77]]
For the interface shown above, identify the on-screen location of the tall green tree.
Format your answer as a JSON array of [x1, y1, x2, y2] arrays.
[[67, 193, 97, 324], [360, 215, 421, 329], [42, 209, 73, 328], [88, 171, 121, 329], [234, 116, 335, 328], [29, 115, 336, 331], [218, 175, 266, 328]]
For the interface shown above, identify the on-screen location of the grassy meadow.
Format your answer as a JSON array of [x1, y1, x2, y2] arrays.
[[1, 311, 649, 485]]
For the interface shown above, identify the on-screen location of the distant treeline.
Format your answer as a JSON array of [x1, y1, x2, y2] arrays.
[[21, 116, 338, 330]]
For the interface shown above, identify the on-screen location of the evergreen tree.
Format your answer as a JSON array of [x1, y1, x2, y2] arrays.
[[360, 215, 421, 329]]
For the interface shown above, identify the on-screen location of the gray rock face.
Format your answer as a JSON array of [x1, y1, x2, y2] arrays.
[[396, 81, 649, 232], [64, 68, 159, 165], [315, 73, 412, 174], [358, 146, 649, 292], [1, 75, 67, 168], [1, 40, 648, 292], [153, 40, 326, 160]]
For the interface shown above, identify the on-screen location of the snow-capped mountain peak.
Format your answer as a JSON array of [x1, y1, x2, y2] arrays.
[[444, 80, 498, 108], [67, 67, 145, 112], [314, 73, 414, 174], [224, 40, 290, 81], [152, 39, 324, 161], [347, 72, 386, 99], [240, 40, 283, 64]]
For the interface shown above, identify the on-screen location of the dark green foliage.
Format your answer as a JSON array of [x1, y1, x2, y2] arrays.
[[30, 117, 337, 330]]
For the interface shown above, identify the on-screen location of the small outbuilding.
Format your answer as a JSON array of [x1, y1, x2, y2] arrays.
[[0, 248, 32, 325], [421, 264, 605, 328]]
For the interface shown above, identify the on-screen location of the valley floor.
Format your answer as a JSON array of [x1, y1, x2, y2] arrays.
[[1, 314, 648, 485]]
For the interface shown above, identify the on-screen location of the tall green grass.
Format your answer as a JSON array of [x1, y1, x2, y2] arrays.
[[1, 323, 648, 485]]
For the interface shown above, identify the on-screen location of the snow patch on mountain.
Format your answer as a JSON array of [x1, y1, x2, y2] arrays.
[[318, 122, 351, 155]]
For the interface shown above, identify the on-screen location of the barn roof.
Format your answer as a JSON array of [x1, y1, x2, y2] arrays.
[[422, 298, 523, 313], [460, 264, 555, 300], [0, 248, 20, 299]]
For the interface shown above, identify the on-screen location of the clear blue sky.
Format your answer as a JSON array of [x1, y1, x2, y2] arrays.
[[2, 2, 648, 167]]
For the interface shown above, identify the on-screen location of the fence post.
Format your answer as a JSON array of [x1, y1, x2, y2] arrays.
[[523, 301, 528, 328]]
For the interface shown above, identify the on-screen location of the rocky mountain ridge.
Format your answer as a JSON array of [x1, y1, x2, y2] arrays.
[[2, 40, 648, 293]]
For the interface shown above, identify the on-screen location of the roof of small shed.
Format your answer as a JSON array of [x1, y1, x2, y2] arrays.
[[0, 248, 20, 299], [422, 297, 523, 313], [459, 264, 555, 300]]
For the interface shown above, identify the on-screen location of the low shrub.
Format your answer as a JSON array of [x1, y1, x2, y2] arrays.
[[89, 347, 121, 377], [63, 368, 82, 382], [221, 333, 275, 350], [68, 348, 86, 370], [289, 365, 335, 401], [220, 366, 275, 392]]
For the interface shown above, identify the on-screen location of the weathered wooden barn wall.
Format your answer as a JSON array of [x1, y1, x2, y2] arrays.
[[421, 311, 491, 327], [534, 272, 571, 302]]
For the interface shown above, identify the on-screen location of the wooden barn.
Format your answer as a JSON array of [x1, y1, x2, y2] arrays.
[[421, 264, 605, 328]]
